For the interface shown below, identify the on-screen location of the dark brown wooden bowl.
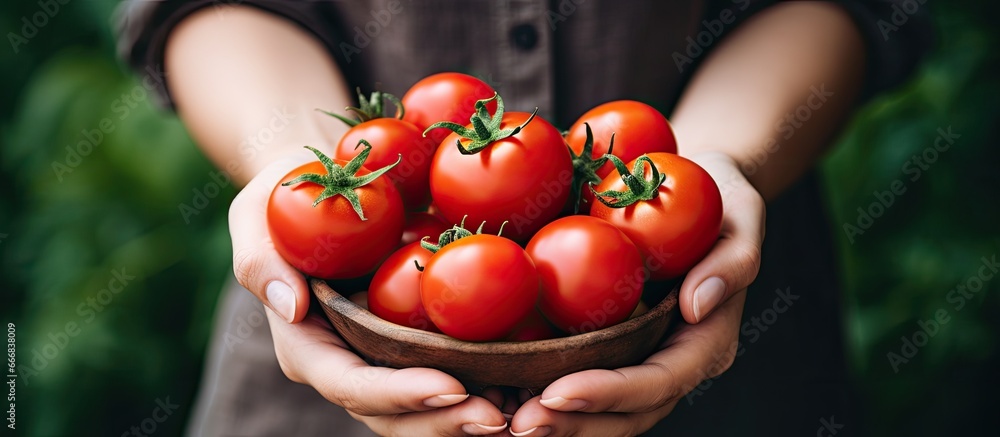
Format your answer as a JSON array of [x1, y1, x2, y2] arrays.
[[312, 279, 680, 392]]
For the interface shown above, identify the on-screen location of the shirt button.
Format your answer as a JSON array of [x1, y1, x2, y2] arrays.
[[510, 24, 539, 51]]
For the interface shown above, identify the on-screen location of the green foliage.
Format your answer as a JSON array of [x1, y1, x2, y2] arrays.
[[0, 1, 996, 436], [821, 3, 1000, 435]]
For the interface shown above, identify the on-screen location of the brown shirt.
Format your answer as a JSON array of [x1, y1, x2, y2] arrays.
[[117, 1, 929, 435]]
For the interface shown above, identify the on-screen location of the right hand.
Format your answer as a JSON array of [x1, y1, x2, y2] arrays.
[[230, 159, 508, 436]]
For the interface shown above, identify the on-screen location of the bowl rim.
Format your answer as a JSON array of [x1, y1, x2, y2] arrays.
[[312, 278, 680, 355]]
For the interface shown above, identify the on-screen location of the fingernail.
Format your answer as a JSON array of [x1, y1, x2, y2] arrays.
[[461, 423, 508, 435], [423, 393, 468, 408], [539, 396, 588, 411], [693, 276, 727, 322], [511, 426, 551, 437], [266, 281, 296, 323]]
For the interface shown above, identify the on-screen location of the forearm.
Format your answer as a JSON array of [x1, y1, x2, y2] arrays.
[[670, 2, 866, 200], [165, 5, 353, 187]]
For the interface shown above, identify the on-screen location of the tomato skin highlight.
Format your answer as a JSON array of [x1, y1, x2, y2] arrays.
[[400, 212, 450, 247], [335, 118, 435, 211], [526, 216, 644, 334], [567, 101, 678, 212], [401, 72, 497, 140], [368, 242, 439, 332], [267, 160, 404, 279], [429, 112, 572, 241], [420, 235, 540, 341], [589, 153, 722, 280]]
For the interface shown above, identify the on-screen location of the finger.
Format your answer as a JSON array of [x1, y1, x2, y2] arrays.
[[265, 308, 471, 416], [230, 158, 312, 323], [681, 153, 765, 323], [536, 292, 746, 414], [355, 395, 508, 437], [510, 396, 669, 437]]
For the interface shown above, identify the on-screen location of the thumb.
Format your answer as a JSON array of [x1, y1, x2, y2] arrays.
[[229, 158, 312, 323], [680, 154, 765, 324]]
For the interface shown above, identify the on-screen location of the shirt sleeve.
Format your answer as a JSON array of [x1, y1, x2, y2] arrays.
[[835, 0, 934, 98], [114, 0, 342, 110]]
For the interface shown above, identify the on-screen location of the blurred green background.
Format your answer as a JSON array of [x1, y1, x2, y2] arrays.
[[1, 1, 997, 436]]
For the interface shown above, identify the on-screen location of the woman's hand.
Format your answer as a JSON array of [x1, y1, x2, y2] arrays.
[[231, 159, 508, 436], [508, 153, 764, 436]]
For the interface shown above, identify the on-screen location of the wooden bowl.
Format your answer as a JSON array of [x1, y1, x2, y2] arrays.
[[312, 279, 680, 392]]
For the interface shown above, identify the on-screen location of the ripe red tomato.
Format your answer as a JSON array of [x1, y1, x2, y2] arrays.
[[368, 242, 438, 332], [526, 216, 644, 334], [267, 145, 404, 279], [420, 234, 539, 341], [400, 212, 450, 246], [428, 95, 572, 241], [589, 153, 722, 280], [336, 118, 435, 211], [401, 72, 497, 142], [506, 310, 559, 342], [566, 101, 678, 212]]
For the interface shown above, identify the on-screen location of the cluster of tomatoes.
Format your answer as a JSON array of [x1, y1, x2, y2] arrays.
[[266, 73, 723, 342]]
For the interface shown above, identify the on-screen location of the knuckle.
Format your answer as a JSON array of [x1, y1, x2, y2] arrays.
[[732, 241, 762, 285], [636, 364, 680, 412], [232, 247, 264, 291], [325, 367, 369, 415]]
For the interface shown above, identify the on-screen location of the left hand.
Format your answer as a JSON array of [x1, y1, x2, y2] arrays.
[[508, 152, 765, 436]]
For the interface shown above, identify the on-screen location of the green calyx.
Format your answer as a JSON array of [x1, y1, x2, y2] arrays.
[[281, 141, 401, 220], [589, 154, 665, 208], [318, 88, 404, 127], [422, 93, 538, 155], [419, 217, 508, 254], [568, 123, 616, 213]]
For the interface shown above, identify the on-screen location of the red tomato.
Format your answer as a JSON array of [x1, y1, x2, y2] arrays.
[[526, 216, 644, 334], [336, 118, 436, 211], [428, 95, 572, 241], [589, 153, 722, 280], [566, 101, 678, 212], [506, 310, 559, 342], [368, 242, 439, 332], [267, 145, 404, 279], [402, 72, 497, 142], [400, 212, 450, 246], [420, 234, 539, 341]]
